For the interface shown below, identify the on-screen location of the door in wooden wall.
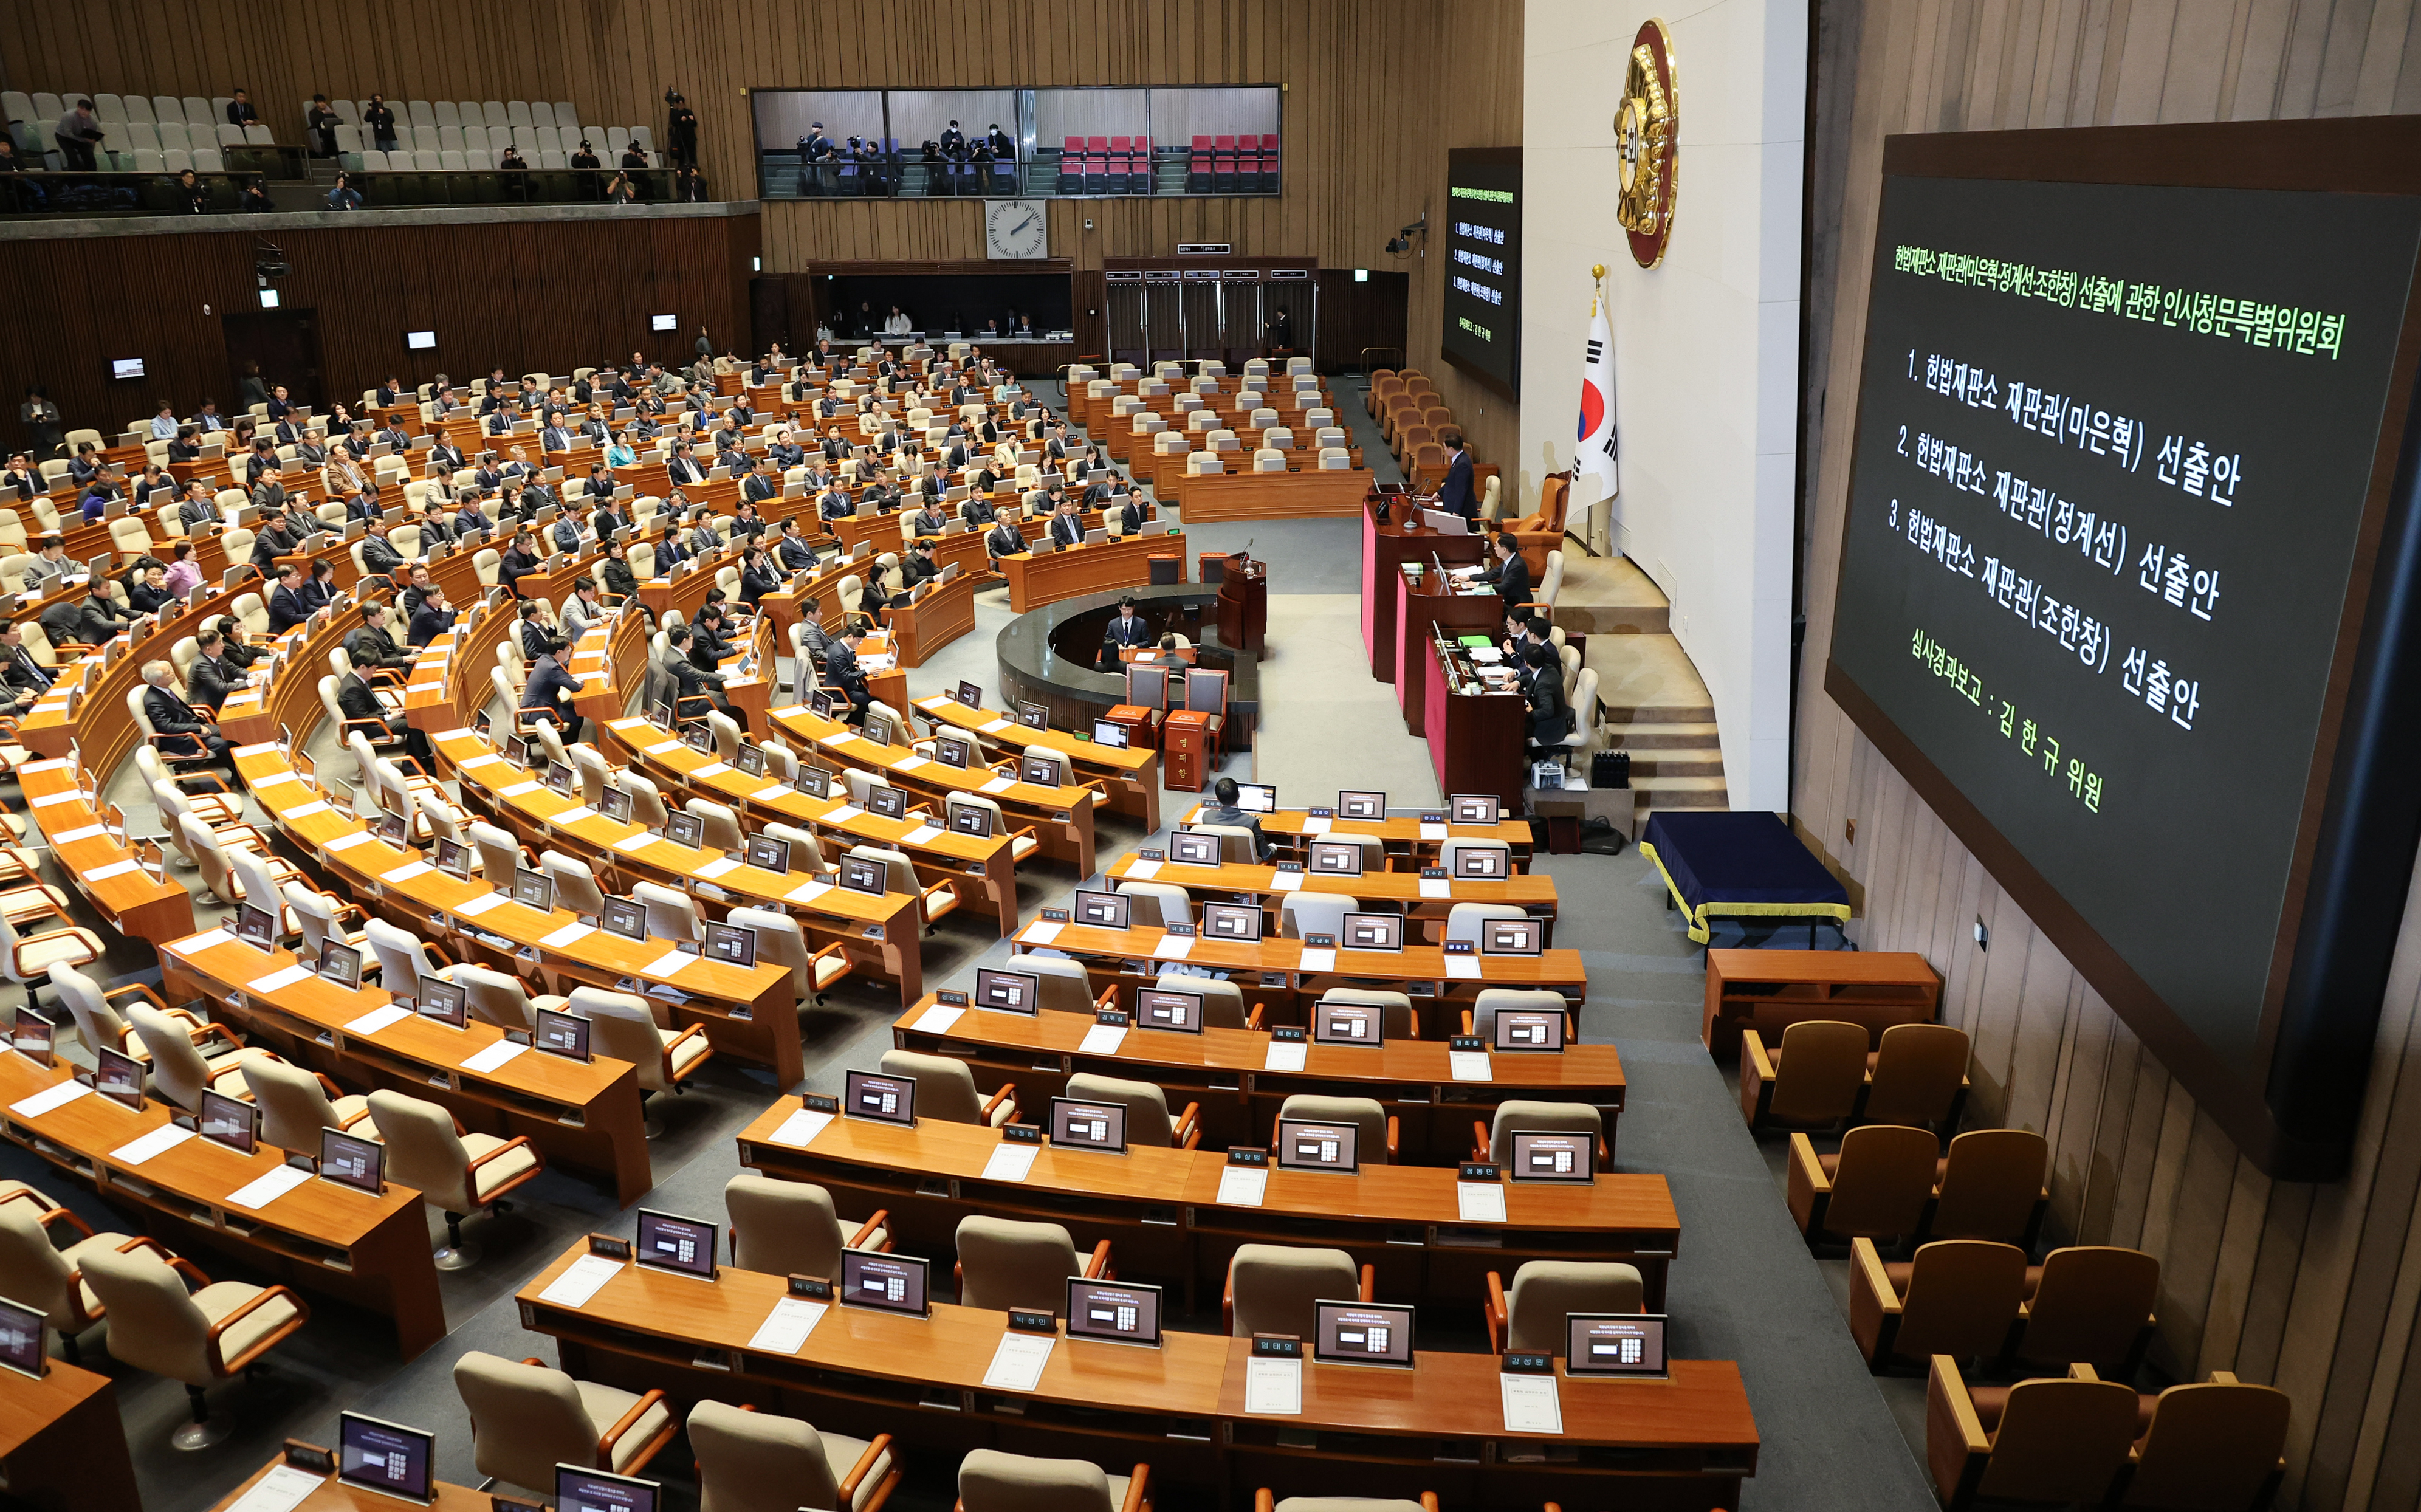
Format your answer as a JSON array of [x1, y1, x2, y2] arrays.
[[222, 309, 324, 411]]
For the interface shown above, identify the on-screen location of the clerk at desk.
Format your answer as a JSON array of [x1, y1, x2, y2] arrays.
[[1099, 593, 1151, 669], [1480, 530, 1531, 616]]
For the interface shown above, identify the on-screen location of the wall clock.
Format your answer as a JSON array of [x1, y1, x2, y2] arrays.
[[1615, 19, 1679, 269], [984, 199, 1049, 260]]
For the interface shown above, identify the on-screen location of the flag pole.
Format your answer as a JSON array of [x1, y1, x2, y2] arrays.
[[1571, 263, 1612, 557]]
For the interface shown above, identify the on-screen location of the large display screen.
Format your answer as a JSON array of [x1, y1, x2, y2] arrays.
[[1826, 122, 2421, 1178], [1441, 147, 1522, 398]]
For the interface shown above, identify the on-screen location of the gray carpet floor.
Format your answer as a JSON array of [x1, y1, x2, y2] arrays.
[[0, 371, 1937, 1512]]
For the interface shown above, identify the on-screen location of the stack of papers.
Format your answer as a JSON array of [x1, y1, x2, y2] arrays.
[[224, 1164, 314, 1211], [1217, 1166, 1268, 1207], [746, 1297, 828, 1355], [1078, 1023, 1127, 1056], [769, 1108, 834, 1147], [982, 1332, 1055, 1391], [981, 1142, 1039, 1183], [537, 1254, 624, 1309]]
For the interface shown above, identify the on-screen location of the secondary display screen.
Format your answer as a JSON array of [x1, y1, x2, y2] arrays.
[[1314, 1000, 1384, 1046], [1170, 831, 1222, 867], [1823, 128, 2421, 1177], [556, 1468, 658, 1512], [1135, 988, 1202, 1033], [339, 1412, 436, 1502], [1067, 1278, 1162, 1347], [0, 1295, 43, 1378], [1341, 912, 1402, 952], [1276, 1118, 1358, 1173], [1567, 1313, 1668, 1377], [845, 1068, 915, 1124], [974, 967, 1039, 1014], [1049, 1096, 1128, 1153], [1202, 901, 1262, 941], [1314, 1301, 1415, 1367], [320, 1127, 385, 1194], [840, 1248, 929, 1316], [1441, 148, 1522, 398], [198, 1088, 257, 1154], [634, 1209, 718, 1280], [1509, 1129, 1594, 1183], [1073, 888, 1130, 929]]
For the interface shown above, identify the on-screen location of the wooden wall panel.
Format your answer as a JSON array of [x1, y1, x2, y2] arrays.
[[1798, 2, 2421, 1507], [0, 215, 755, 442]]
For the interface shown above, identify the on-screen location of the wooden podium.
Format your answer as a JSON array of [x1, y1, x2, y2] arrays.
[[1164, 709, 1215, 791], [1217, 552, 1267, 651]]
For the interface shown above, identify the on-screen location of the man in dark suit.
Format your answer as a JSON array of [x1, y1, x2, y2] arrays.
[[537, 418, 571, 455], [899, 538, 942, 591], [425, 436, 466, 472], [1435, 434, 1476, 520], [775, 519, 820, 572], [344, 602, 416, 673], [665, 624, 733, 717], [264, 564, 314, 633], [1482, 531, 1532, 618], [408, 587, 458, 648], [1045, 495, 1085, 549], [1099, 594, 1152, 669], [521, 637, 586, 742], [742, 459, 780, 505], [984, 515, 1027, 570], [666, 448, 708, 487], [142, 658, 236, 778], [185, 627, 241, 710], [179, 482, 224, 531], [822, 633, 869, 723], [336, 664, 432, 762], [0, 619, 54, 711], [359, 518, 407, 578]]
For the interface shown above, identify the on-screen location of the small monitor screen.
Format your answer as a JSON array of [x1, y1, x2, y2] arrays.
[[319, 940, 363, 988], [534, 1008, 592, 1062], [867, 785, 907, 820], [504, 735, 530, 765], [197, 1088, 256, 1154], [840, 856, 885, 895], [974, 967, 1039, 1015], [1022, 752, 1066, 787], [634, 1209, 718, 1280], [702, 922, 757, 967], [600, 896, 647, 941], [512, 865, 555, 910], [1067, 1278, 1163, 1347], [372, 810, 408, 845], [111, 357, 146, 380], [957, 681, 983, 707], [1313, 1001, 1384, 1046], [650, 314, 679, 332], [840, 1248, 930, 1316], [1480, 916, 1543, 954], [10, 1009, 53, 1068], [844, 1068, 915, 1124], [95, 1045, 145, 1108], [947, 799, 994, 837], [665, 811, 707, 849], [1341, 912, 1403, 952], [935, 735, 974, 768], [417, 978, 467, 1028], [1016, 701, 1051, 730], [434, 837, 474, 879], [743, 834, 791, 873], [733, 743, 766, 777], [1492, 1009, 1565, 1052], [1202, 902, 1263, 941], [235, 904, 279, 950], [1169, 831, 1222, 867], [1231, 783, 1278, 814], [795, 766, 833, 800], [1277, 1118, 1359, 1173], [1315, 1301, 1415, 1367], [555, 1467, 659, 1512], [1510, 1129, 1595, 1183], [0, 1295, 44, 1378], [544, 760, 575, 797], [1049, 1097, 1128, 1153], [1091, 720, 1129, 749], [1134, 988, 1202, 1033], [320, 1127, 385, 1194], [862, 713, 895, 748], [809, 692, 836, 720], [1308, 841, 1365, 876], [1449, 793, 1501, 825], [338, 1412, 436, 1503], [1455, 846, 1510, 880], [405, 331, 437, 351], [1567, 1313, 1668, 1377], [598, 787, 634, 823], [1073, 888, 1130, 930], [1338, 790, 1387, 820]]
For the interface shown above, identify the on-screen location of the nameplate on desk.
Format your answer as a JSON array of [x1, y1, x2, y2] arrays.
[[586, 1233, 634, 1260], [1420, 813, 1450, 839], [1501, 1350, 1555, 1375], [1007, 1307, 1057, 1335], [788, 1274, 834, 1299], [802, 1092, 840, 1114], [1420, 868, 1452, 898], [936, 989, 970, 1006], [281, 1440, 336, 1476], [1000, 1121, 1042, 1145], [1460, 1161, 1503, 1183]]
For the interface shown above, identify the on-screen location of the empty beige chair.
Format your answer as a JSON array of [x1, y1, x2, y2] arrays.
[[452, 1350, 674, 1494], [957, 1448, 1150, 1512], [1482, 1259, 1644, 1354], [723, 1174, 887, 1278], [687, 797, 744, 851], [1276, 1093, 1393, 1163], [283, 883, 367, 963], [49, 961, 208, 1065], [1022, 954, 1105, 1015], [1157, 971, 1256, 1029], [729, 906, 851, 1006], [1066, 1071, 1199, 1148], [568, 986, 710, 1133], [955, 1214, 1110, 1314], [1926, 1127, 2049, 1245], [1740, 1019, 1871, 1130], [127, 1002, 283, 1113], [633, 879, 704, 941], [1118, 879, 1193, 929], [690, 1398, 901, 1512], [1279, 892, 1355, 940], [450, 963, 565, 1033], [1442, 901, 1524, 946], [0, 1198, 176, 1363], [363, 916, 452, 1003], [1926, 1360, 2141, 1512], [1224, 1243, 1371, 1338], [543, 850, 608, 919], [1465, 986, 1568, 1039], [1787, 1122, 1942, 1247], [1861, 1022, 1972, 1130], [1850, 1237, 2028, 1371], [469, 820, 529, 887], [241, 1056, 378, 1153], [81, 1245, 307, 1449], [368, 1088, 544, 1268], [1313, 986, 1418, 1040], [0, 903, 105, 1012], [879, 1047, 1017, 1125], [1474, 1099, 1605, 1168]]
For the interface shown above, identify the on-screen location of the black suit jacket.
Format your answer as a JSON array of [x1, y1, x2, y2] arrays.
[[266, 584, 312, 633], [3, 646, 55, 695], [187, 653, 237, 709], [1046, 512, 1084, 548], [1437, 451, 1476, 518], [144, 684, 210, 738], [1494, 554, 1533, 616], [986, 522, 1026, 560], [1102, 611, 1151, 651]]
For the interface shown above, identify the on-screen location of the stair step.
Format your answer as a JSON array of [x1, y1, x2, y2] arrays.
[[1633, 775, 1731, 809], [1602, 721, 1720, 749], [1623, 752, 1725, 778], [1600, 703, 1716, 726]]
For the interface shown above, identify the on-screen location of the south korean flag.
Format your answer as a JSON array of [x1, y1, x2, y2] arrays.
[[1574, 296, 1620, 518]]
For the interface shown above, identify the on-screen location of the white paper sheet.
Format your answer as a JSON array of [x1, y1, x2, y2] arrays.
[[537, 1253, 625, 1308], [1217, 1166, 1268, 1207], [1151, 935, 1195, 961], [382, 861, 433, 883], [174, 928, 235, 951], [84, 859, 141, 881], [1268, 871, 1304, 892], [247, 964, 314, 993], [1445, 955, 1483, 980], [1420, 878, 1452, 898], [1079, 1024, 1127, 1056], [787, 880, 834, 905], [539, 923, 595, 949], [1302, 816, 1333, 834], [111, 1124, 196, 1165], [554, 805, 597, 824], [1124, 859, 1162, 879], [1021, 921, 1063, 945], [980, 718, 1014, 733], [693, 761, 730, 778], [693, 857, 743, 880], [26, 791, 80, 808], [222, 1163, 314, 1211], [769, 1108, 834, 1147], [901, 823, 943, 845], [613, 833, 656, 854], [9, 1079, 91, 1118], [252, 770, 302, 788], [49, 823, 106, 842], [1243, 1355, 1302, 1414], [1500, 1372, 1565, 1434], [326, 831, 377, 851], [824, 804, 864, 822], [746, 1297, 828, 1355], [912, 1004, 965, 1033], [1449, 1051, 1494, 1082], [980, 775, 1016, 794], [501, 781, 546, 797], [645, 740, 682, 755], [639, 949, 695, 980], [1296, 949, 1336, 972], [1457, 1181, 1508, 1222], [1420, 822, 1449, 840], [1263, 1041, 1308, 1073], [286, 800, 329, 817], [982, 1330, 1056, 1391], [459, 753, 507, 769], [344, 1005, 411, 1036], [461, 1039, 531, 1073], [454, 891, 507, 916], [981, 1142, 1040, 1183], [893, 755, 928, 772], [223, 1463, 328, 1512]]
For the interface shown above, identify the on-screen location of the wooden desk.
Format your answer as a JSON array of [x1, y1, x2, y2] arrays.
[[19, 760, 196, 943], [1361, 503, 1486, 683], [1425, 636, 1528, 813], [159, 929, 654, 1206], [0, 1356, 141, 1512], [1001, 531, 1189, 613], [1102, 850, 1559, 929], [891, 997, 1623, 1163], [1169, 468, 1375, 522], [909, 693, 1161, 833], [1185, 803, 1537, 869], [0, 1053, 445, 1358], [1702, 949, 1943, 1058], [1396, 569, 1509, 737], [738, 1099, 1675, 1308], [885, 566, 979, 668]]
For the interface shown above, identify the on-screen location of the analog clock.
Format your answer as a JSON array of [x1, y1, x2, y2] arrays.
[[1615, 18, 1678, 269], [984, 199, 1048, 260]]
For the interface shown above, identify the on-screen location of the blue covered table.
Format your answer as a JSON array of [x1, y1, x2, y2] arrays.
[[1638, 811, 1852, 946]]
